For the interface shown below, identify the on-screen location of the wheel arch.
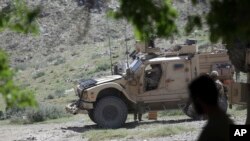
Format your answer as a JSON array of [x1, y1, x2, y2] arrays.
[[96, 86, 135, 112], [88, 82, 135, 101]]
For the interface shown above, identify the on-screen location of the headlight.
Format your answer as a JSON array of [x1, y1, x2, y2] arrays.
[[76, 86, 88, 99], [82, 91, 88, 99]]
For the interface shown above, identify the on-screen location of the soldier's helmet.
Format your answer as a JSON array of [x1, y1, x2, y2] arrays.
[[210, 70, 219, 80]]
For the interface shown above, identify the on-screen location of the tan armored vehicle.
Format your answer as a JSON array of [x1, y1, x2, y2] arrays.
[[66, 41, 235, 128]]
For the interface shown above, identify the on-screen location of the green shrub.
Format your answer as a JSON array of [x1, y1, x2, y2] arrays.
[[14, 63, 28, 71], [0, 111, 4, 120], [91, 53, 100, 59], [46, 94, 54, 99], [6, 107, 25, 118], [159, 109, 184, 117], [54, 89, 65, 98], [53, 57, 66, 66], [95, 63, 111, 72], [27, 103, 68, 123], [39, 79, 45, 83], [7, 103, 68, 123], [5, 107, 27, 123], [32, 71, 45, 79], [47, 56, 56, 62]]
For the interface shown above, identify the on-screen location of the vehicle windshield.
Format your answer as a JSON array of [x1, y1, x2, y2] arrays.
[[129, 59, 142, 72]]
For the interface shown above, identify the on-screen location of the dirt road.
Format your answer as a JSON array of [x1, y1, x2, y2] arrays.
[[0, 109, 246, 141], [0, 117, 84, 141]]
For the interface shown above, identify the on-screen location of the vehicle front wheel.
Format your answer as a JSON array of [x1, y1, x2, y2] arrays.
[[93, 96, 128, 128]]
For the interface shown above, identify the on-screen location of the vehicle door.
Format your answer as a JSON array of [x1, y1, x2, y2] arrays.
[[164, 60, 191, 100], [137, 63, 166, 102]]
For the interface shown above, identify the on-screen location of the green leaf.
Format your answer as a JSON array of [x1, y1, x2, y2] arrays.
[[111, 0, 178, 41], [185, 15, 202, 34]]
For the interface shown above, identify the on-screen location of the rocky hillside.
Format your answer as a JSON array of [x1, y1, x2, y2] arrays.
[[0, 0, 210, 109]]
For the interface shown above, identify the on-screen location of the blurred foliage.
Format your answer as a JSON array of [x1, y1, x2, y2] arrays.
[[0, 50, 37, 108], [187, 0, 250, 72], [0, 0, 40, 34], [186, 0, 250, 45], [110, 0, 177, 41], [0, 0, 40, 108], [207, 0, 250, 43], [185, 15, 202, 34], [112, 0, 250, 47]]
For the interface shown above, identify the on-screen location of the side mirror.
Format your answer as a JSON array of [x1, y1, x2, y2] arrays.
[[113, 64, 126, 75], [113, 65, 119, 75]]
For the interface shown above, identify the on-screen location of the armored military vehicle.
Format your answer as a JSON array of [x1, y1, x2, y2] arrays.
[[66, 41, 234, 128]]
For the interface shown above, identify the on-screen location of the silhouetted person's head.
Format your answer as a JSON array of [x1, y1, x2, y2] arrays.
[[188, 75, 219, 115]]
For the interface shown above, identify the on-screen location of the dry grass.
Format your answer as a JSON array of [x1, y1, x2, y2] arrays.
[[227, 104, 247, 124], [159, 109, 185, 117], [83, 124, 195, 141]]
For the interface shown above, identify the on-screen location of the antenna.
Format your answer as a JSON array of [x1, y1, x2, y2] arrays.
[[106, 16, 113, 75], [124, 21, 129, 68]]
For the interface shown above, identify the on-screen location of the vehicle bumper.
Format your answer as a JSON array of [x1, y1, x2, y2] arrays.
[[65, 100, 93, 115]]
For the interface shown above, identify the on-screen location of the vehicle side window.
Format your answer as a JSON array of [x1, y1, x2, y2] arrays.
[[144, 64, 162, 91], [173, 64, 184, 71]]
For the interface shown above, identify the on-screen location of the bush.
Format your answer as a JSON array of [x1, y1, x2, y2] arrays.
[[7, 103, 68, 123], [0, 111, 4, 120], [6, 107, 27, 123], [53, 57, 66, 66], [6, 107, 25, 118], [15, 63, 28, 71], [91, 53, 100, 59], [159, 109, 184, 117], [54, 89, 65, 98], [95, 63, 111, 72], [39, 79, 46, 83], [47, 56, 56, 62], [27, 104, 68, 123], [32, 71, 45, 79], [46, 94, 54, 99]]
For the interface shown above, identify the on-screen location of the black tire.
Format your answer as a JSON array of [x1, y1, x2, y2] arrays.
[[183, 103, 203, 120], [93, 96, 128, 128], [88, 109, 96, 123]]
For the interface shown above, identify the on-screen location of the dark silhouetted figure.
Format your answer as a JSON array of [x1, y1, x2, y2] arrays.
[[188, 75, 234, 141]]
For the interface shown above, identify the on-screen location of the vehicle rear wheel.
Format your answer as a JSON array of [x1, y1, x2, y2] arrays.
[[93, 96, 128, 128], [88, 109, 96, 123], [184, 96, 228, 120], [183, 103, 203, 120]]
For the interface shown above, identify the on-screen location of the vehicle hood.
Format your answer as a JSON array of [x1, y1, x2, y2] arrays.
[[95, 75, 122, 84]]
